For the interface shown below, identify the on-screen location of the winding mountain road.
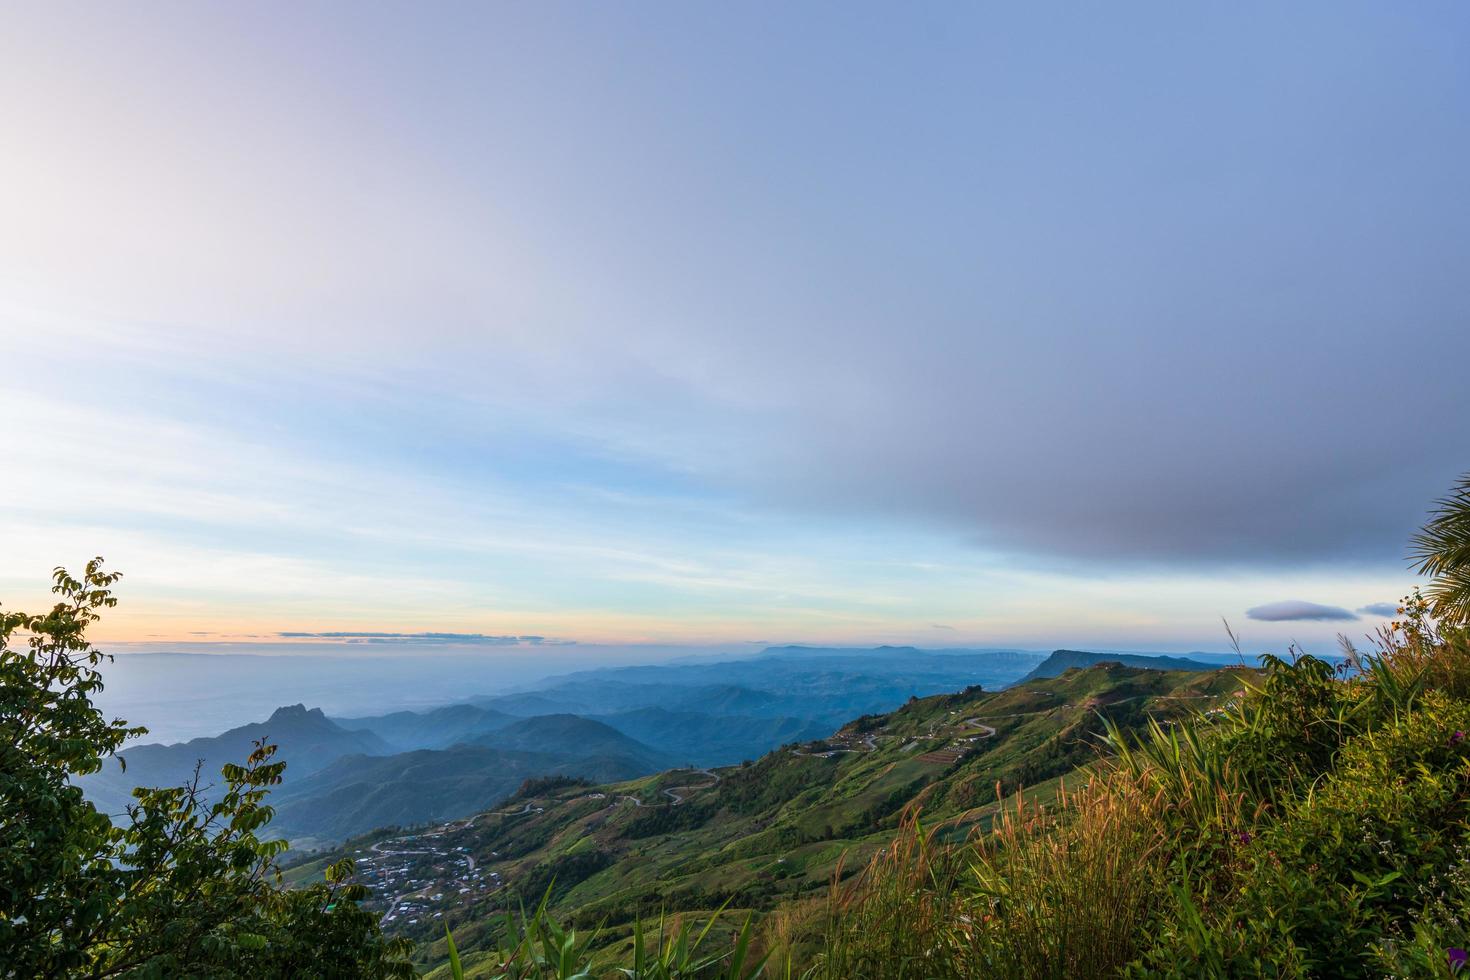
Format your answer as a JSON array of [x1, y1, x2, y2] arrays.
[[618, 768, 721, 807]]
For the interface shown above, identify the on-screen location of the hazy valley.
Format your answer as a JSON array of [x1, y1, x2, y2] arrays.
[[80, 645, 1066, 847]]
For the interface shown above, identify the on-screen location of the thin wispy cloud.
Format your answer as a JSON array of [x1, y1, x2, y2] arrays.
[[1358, 602, 1400, 617], [276, 632, 569, 645]]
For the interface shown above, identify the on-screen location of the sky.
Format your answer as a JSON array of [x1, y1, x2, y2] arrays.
[[3, 3, 1468, 655]]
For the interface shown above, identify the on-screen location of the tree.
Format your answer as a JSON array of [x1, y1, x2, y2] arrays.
[[1410, 471, 1470, 625], [0, 559, 414, 977]]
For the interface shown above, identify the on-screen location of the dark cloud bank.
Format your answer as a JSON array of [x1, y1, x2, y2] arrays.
[[576, 9, 1470, 572]]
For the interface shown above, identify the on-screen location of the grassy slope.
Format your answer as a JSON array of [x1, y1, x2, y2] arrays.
[[306, 663, 1255, 970]]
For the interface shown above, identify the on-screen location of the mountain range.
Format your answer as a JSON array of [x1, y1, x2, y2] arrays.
[[82, 647, 1235, 850], [79, 704, 394, 819]]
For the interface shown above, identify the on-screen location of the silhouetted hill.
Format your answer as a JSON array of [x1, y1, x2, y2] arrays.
[[265, 716, 671, 842], [471, 692, 585, 716], [470, 714, 672, 771], [333, 703, 517, 750], [665, 684, 781, 715], [81, 704, 393, 816], [758, 644, 928, 658], [1016, 649, 1216, 685]]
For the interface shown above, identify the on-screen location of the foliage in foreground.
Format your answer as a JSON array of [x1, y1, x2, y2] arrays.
[[434, 893, 770, 979], [0, 560, 413, 977]]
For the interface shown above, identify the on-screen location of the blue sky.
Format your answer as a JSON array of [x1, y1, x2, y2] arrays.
[[2, 3, 1467, 652]]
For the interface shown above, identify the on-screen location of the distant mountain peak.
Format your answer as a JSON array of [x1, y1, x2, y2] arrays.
[[267, 703, 327, 723], [1016, 649, 1216, 685]]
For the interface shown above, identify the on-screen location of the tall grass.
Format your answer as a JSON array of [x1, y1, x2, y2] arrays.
[[819, 811, 969, 979], [962, 773, 1167, 978], [818, 775, 1171, 979]]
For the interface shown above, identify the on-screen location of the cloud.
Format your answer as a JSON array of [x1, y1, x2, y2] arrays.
[[1358, 602, 1400, 617], [4, 3, 1469, 574], [274, 631, 569, 646], [930, 623, 955, 630], [1245, 601, 1359, 623]]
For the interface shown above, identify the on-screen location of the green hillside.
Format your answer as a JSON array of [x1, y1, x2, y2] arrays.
[[266, 743, 657, 845], [301, 662, 1254, 972]]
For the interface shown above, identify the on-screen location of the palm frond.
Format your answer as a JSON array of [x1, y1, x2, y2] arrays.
[[1409, 471, 1470, 624]]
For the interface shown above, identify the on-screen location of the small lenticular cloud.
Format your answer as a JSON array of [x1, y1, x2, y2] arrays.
[[1245, 600, 1358, 623], [1357, 602, 1400, 617]]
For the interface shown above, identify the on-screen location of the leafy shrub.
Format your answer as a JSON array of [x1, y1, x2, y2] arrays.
[[1133, 686, 1470, 977], [0, 560, 413, 977]]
